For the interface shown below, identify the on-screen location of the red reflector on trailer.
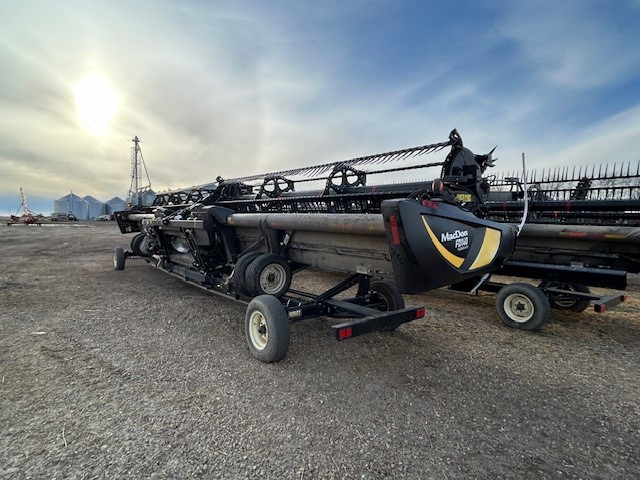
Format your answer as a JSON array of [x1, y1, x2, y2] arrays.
[[565, 232, 588, 238], [338, 327, 353, 340], [595, 304, 605, 313], [622, 295, 628, 302], [415, 307, 426, 318], [390, 215, 401, 245]]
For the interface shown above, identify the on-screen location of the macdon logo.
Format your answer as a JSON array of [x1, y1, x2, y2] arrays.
[[440, 230, 469, 243], [441, 229, 470, 251]]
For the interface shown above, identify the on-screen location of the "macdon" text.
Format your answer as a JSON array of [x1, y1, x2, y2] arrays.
[[441, 230, 469, 243]]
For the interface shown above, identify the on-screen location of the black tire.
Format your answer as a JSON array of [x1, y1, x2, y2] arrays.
[[541, 282, 591, 312], [140, 236, 154, 256], [245, 254, 292, 298], [496, 283, 550, 330], [232, 251, 262, 296], [369, 281, 405, 311], [130, 233, 146, 256], [370, 280, 406, 332], [245, 295, 290, 363], [113, 247, 126, 270]]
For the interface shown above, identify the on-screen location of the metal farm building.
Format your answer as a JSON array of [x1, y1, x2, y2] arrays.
[[54, 194, 129, 220], [54, 193, 89, 220], [83, 195, 106, 219], [105, 196, 126, 215]]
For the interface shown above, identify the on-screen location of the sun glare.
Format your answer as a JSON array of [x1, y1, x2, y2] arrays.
[[74, 75, 117, 135]]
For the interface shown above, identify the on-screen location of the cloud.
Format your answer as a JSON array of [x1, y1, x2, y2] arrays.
[[495, 0, 640, 89], [534, 105, 640, 169], [0, 0, 638, 216]]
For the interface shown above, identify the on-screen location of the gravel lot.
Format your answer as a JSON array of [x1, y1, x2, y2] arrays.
[[1, 222, 639, 479]]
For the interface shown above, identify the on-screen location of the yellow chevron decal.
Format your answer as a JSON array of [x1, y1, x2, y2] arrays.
[[422, 217, 465, 268], [469, 228, 501, 270]]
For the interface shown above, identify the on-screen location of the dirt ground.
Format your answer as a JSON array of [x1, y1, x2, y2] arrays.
[[1, 222, 638, 479]]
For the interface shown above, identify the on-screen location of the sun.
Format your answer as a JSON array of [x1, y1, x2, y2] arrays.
[[74, 74, 117, 135]]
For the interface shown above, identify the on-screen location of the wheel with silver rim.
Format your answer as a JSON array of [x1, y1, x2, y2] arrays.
[[113, 247, 125, 270], [246, 254, 292, 298], [496, 283, 550, 330], [245, 295, 290, 362]]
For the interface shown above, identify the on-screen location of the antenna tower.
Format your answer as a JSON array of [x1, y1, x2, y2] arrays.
[[127, 135, 152, 206], [17, 187, 33, 216]]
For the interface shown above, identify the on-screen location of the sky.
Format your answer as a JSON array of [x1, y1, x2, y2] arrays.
[[1, 0, 640, 215]]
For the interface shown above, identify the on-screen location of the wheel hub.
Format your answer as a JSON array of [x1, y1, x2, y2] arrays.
[[504, 293, 534, 323], [260, 265, 286, 294], [249, 311, 268, 350]]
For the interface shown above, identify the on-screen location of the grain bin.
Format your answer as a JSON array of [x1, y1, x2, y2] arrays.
[[54, 193, 89, 220], [83, 195, 105, 220], [105, 196, 126, 214]]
